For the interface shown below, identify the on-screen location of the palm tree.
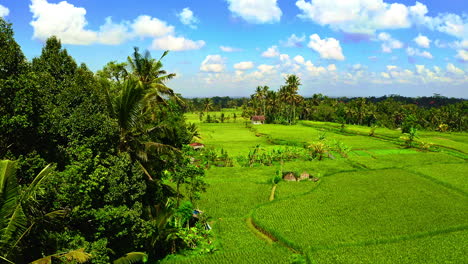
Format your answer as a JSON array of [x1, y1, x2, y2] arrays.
[[277, 75, 302, 124], [0, 160, 57, 263], [127, 47, 182, 108], [107, 79, 179, 180], [202, 98, 214, 113]]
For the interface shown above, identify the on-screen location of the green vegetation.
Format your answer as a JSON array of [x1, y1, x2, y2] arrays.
[[0, 18, 210, 263], [1, 17, 467, 264]]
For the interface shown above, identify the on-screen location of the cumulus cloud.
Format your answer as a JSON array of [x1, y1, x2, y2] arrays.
[[455, 50, 468, 62], [132, 15, 174, 38], [307, 34, 345, 60], [295, 0, 467, 40], [200, 55, 226, 73], [304, 60, 326, 76], [30, 0, 98, 44], [29, 0, 205, 49], [293, 55, 305, 64], [178, 7, 199, 28], [281, 34, 306, 47], [257, 64, 276, 73], [378, 32, 403, 53], [446, 63, 464, 75], [407, 47, 433, 59], [220, 46, 243, 52], [414, 34, 431, 48], [262, 45, 280, 57], [327, 64, 337, 71], [98, 17, 131, 45], [0, 4, 9, 17], [234, 61, 254, 70], [151, 35, 205, 51], [295, 0, 414, 34], [226, 0, 282, 24]]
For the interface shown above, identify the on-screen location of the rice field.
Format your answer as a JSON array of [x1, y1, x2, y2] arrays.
[[163, 116, 468, 264]]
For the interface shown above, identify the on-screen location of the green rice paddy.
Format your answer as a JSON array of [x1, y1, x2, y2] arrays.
[[163, 115, 467, 264]]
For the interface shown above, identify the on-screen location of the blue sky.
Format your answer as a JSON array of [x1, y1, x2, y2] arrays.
[[1, 0, 467, 97]]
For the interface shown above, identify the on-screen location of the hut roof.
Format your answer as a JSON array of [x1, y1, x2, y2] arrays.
[[251, 115, 266, 121]]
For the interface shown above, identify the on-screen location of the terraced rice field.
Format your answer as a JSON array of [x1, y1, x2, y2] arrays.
[[163, 115, 467, 264]]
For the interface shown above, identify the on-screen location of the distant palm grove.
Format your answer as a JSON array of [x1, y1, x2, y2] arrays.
[[0, 17, 467, 264], [187, 83, 467, 132]]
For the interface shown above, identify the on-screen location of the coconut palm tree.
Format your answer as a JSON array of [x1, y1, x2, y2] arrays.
[[107, 79, 180, 180], [202, 98, 214, 113], [127, 47, 182, 107], [0, 160, 56, 263]]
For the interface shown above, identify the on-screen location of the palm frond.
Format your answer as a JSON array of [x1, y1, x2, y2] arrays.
[[159, 50, 170, 61], [144, 142, 180, 156], [30, 248, 92, 264], [19, 164, 54, 204], [0, 160, 27, 255], [61, 248, 92, 263], [114, 79, 145, 131], [113, 252, 148, 264]]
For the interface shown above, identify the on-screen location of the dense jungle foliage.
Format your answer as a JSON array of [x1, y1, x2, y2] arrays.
[[0, 18, 210, 263]]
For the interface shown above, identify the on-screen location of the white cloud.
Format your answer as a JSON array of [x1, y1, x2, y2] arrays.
[[307, 34, 345, 60], [257, 64, 276, 73], [378, 32, 403, 53], [407, 47, 433, 59], [234, 61, 254, 70], [296, 0, 414, 34], [455, 50, 468, 62], [178, 7, 199, 28], [282, 34, 306, 47], [414, 34, 431, 48], [226, 0, 282, 24], [151, 35, 205, 51], [374, 3, 410, 29], [220, 46, 242, 52], [132, 15, 174, 38], [0, 4, 9, 17], [410, 3, 467, 40], [451, 40, 468, 50], [295, 0, 467, 40], [262, 45, 280, 57], [428, 14, 467, 39], [30, 0, 98, 44], [293, 55, 305, 64], [304, 60, 326, 76], [446, 63, 464, 75], [200, 55, 226, 73], [29, 0, 204, 48], [327, 64, 337, 71], [381, 72, 390, 79], [98, 17, 130, 45], [279, 54, 290, 62]]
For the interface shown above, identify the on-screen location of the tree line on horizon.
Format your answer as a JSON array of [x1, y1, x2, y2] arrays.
[[184, 83, 467, 132]]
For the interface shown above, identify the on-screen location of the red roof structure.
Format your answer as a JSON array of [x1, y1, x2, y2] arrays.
[[189, 142, 205, 149], [251, 116, 266, 121]]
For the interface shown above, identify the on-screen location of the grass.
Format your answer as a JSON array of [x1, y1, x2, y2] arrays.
[[167, 116, 467, 263], [253, 169, 468, 249], [310, 230, 468, 264], [198, 123, 270, 156], [161, 166, 293, 263], [348, 152, 464, 169], [407, 163, 468, 194]]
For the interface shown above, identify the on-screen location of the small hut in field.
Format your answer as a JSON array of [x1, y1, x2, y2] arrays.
[[251, 115, 266, 125], [189, 142, 205, 150]]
